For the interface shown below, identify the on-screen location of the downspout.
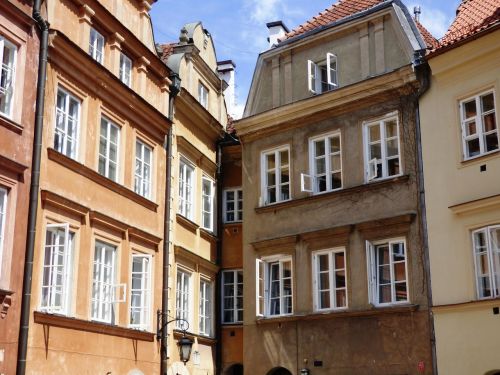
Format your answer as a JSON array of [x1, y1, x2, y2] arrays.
[[161, 73, 180, 375], [413, 52, 437, 375], [17, 1, 49, 374]]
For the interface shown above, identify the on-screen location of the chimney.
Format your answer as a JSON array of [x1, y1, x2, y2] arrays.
[[266, 21, 290, 48], [413, 6, 421, 22], [217, 60, 238, 118]]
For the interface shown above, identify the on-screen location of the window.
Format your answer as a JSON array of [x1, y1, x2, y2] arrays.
[[364, 115, 401, 181], [367, 238, 408, 305], [0, 188, 6, 273], [130, 254, 151, 330], [176, 269, 191, 330], [0, 36, 17, 118], [98, 117, 120, 182], [91, 241, 122, 323], [199, 279, 212, 336], [119, 52, 132, 87], [223, 189, 242, 223], [179, 157, 195, 220], [308, 53, 337, 94], [261, 147, 290, 205], [55, 87, 80, 160], [460, 91, 498, 159], [472, 226, 500, 299], [256, 257, 293, 316], [89, 28, 105, 64], [198, 81, 208, 108], [312, 248, 347, 311], [134, 140, 152, 199], [40, 224, 74, 315], [222, 270, 243, 324], [201, 176, 214, 231], [303, 132, 342, 193]]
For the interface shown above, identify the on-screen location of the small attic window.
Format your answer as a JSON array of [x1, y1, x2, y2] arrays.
[[203, 29, 210, 49], [308, 53, 338, 94]]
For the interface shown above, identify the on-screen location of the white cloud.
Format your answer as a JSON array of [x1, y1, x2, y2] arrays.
[[246, 0, 283, 24], [409, 3, 453, 38]]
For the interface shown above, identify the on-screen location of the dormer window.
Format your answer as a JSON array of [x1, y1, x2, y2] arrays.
[[89, 28, 105, 64], [308, 53, 337, 94], [198, 81, 208, 108]]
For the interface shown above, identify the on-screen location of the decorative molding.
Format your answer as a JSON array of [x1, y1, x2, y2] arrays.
[[176, 214, 199, 234], [449, 193, 500, 215], [47, 148, 158, 212], [251, 235, 297, 254], [173, 329, 216, 346], [34, 311, 154, 341], [300, 225, 353, 250], [128, 227, 162, 250], [432, 298, 500, 313], [356, 213, 415, 240], [89, 211, 128, 238], [174, 245, 219, 273], [199, 228, 218, 244], [0, 154, 28, 181], [109, 32, 124, 50], [255, 175, 410, 214], [0, 115, 23, 134], [256, 304, 420, 325], [78, 4, 95, 24], [41, 190, 90, 220]]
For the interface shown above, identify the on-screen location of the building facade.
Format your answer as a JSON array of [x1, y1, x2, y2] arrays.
[[0, 1, 39, 373], [420, 1, 500, 374], [160, 22, 227, 375], [22, 0, 172, 373], [236, 1, 436, 374]]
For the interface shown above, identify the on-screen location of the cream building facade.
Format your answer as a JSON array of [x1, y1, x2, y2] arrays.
[[419, 1, 500, 374]]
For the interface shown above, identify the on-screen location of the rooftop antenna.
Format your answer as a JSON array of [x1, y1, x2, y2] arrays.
[[413, 6, 421, 22]]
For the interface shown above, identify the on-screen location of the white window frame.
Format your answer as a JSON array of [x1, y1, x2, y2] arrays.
[[303, 131, 342, 194], [256, 255, 293, 317], [178, 156, 195, 220], [460, 90, 499, 160], [134, 140, 153, 199], [0, 188, 6, 275], [366, 238, 409, 306], [98, 117, 120, 182], [223, 188, 243, 223], [472, 225, 500, 299], [307, 53, 338, 94], [199, 278, 213, 336], [129, 254, 152, 330], [312, 248, 347, 311], [201, 175, 215, 231], [40, 223, 74, 315], [0, 37, 17, 118], [363, 113, 402, 182], [198, 81, 208, 108], [221, 269, 243, 324], [89, 28, 105, 64], [176, 268, 192, 330], [55, 87, 81, 160], [119, 52, 132, 87], [91, 240, 124, 324], [260, 146, 291, 206]]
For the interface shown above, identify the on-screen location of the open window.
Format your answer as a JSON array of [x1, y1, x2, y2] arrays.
[[307, 53, 338, 94]]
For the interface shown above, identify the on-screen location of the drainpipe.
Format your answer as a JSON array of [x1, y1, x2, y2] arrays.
[[215, 133, 240, 375], [413, 52, 437, 375], [16, 1, 49, 374], [161, 73, 180, 375]]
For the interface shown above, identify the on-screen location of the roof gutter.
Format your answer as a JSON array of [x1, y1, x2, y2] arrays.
[[17, 1, 49, 374]]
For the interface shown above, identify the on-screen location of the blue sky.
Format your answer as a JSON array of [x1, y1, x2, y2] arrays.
[[151, 0, 461, 117]]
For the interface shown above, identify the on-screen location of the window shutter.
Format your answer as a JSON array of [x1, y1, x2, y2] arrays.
[[300, 173, 313, 193], [113, 283, 127, 303], [326, 53, 338, 87], [256, 259, 264, 316], [307, 60, 317, 94], [365, 241, 375, 304], [367, 158, 377, 181]]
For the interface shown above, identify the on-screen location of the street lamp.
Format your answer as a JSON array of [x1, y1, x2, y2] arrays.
[[157, 310, 194, 364], [300, 369, 310, 375]]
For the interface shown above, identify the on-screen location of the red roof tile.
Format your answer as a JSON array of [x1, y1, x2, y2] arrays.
[[283, 0, 387, 40], [438, 0, 500, 49], [415, 20, 439, 50]]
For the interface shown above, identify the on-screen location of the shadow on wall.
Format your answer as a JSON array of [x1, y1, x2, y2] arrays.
[[224, 363, 243, 375], [267, 367, 293, 375], [485, 372, 500, 375]]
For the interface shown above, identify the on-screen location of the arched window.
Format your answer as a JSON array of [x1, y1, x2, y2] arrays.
[[267, 367, 293, 375], [225, 363, 244, 375]]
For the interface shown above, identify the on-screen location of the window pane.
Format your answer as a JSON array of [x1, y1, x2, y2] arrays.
[[379, 285, 392, 303], [484, 113, 497, 132], [463, 99, 476, 119], [335, 270, 346, 288], [369, 125, 380, 142], [281, 168, 289, 184], [331, 154, 341, 171], [280, 185, 289, 201], [485, 132, 498, 152], [386, 139, 399, 157], [330, 137, 340, 153], [319, 272, 329, 290], [370, 144, 382, 159], [466, 121, 477, 136], [280, 150, 288, 166], [336, 289, 346, 308], [320, 291, 330, 308], [266, 153, 275, 170], [467, 138, 481, 157], [267, 172, 276, 186], [318, 254, 329, 272], [395, 282, 407, 301], [316, 158, 326, 174], [315, 140, 325, 157], [481, 93, 495, 113], [385, 120, 398, 138], [334, 252, 344, 269]]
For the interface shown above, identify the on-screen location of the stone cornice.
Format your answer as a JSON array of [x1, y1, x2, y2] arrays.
[[236, 66, 417, 142]]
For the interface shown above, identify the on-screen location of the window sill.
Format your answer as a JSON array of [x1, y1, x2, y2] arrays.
[[432, 297, 500, 313], [256, 304, 419, 324], [0, 114, 23, 134], [48, 148, 158, 212], [255, 175, 410, 214], [173, 329, 216, 345], [33, 311, 154, 341], [460, 149, 500, 167], [176, 213, 199, 233], [200, 227, 218, 243]]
